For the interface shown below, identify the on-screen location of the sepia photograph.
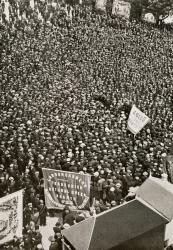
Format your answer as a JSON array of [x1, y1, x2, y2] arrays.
[[0, 0, 173, 249]]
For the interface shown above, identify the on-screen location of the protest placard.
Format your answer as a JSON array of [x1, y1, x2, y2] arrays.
[[127, 105, 150, 135], [0, 190, 23, 246], [112, 0, 131, 19], [95, 0, 107, 12], [42, 168, 91, 210]]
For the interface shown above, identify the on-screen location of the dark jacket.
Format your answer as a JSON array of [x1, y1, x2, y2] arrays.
[[49, 241, 61, 250]]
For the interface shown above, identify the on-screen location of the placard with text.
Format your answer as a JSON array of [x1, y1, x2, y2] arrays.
[[127, 105, 150, 135], [42, 168, 91, 210]]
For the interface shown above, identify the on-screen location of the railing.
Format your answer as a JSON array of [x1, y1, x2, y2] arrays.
[[62, 238, 72, 250]]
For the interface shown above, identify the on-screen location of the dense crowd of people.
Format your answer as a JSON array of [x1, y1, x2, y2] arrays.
[[1, 0, 173, 249]]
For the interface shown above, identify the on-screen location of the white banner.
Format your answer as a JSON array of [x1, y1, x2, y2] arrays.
[[112, 0, 131, 19], [127, 105, 150, 135], [0, 190, 23, 246]]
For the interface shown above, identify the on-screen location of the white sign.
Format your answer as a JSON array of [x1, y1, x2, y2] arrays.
[[4, 0, 10, 21], [112, 0, 131, 19], [143, 13, 156, 24], [30, 0, 35, 9], [0, 190, 23, 246], [127, 105, 150, 135], [95, 0, 107, 12], [164, 15, 173, 24]]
